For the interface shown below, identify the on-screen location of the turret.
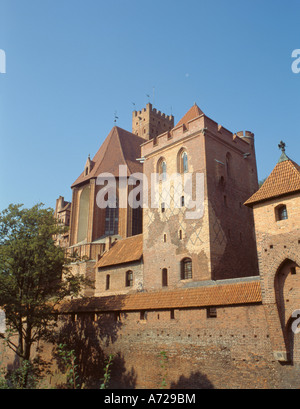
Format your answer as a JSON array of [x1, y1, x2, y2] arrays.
[[132, 103, 174, 140]]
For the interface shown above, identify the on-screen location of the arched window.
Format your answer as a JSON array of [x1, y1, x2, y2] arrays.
[[177, 149, 188, 173], [126, 270, 133, 287], [162, 268, 168, 287], [157, 157, 167, 181], [181, 257, 192, 280], [161, 161, 167, 180], [275, 204, 288, 221], [77, 186, 90, 243], [182, 151, 188, 173]]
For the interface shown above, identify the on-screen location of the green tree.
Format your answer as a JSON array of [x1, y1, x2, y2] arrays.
[[0, 203, 88, 372]]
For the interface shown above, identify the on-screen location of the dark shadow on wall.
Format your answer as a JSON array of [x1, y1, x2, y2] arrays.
[[170, 371, 214, 389], [53, 311, 126, 389], [108, 353, 137, 389]]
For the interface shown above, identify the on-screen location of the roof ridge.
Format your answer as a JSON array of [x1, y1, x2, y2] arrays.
[[93, 126, 118, 174], [58, 280, 262, 313], [175, 103, 204, 127], [290, 158, 300, 175], [115, 127, 132, 176]]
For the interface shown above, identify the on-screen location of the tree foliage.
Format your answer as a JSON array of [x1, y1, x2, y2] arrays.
[[0, 203, 87, 362]]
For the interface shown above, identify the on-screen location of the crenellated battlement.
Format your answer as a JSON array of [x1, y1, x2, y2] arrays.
[[133, 103, 174, 121], [141, 110, 255, 159], [132, 103, 174, 140]]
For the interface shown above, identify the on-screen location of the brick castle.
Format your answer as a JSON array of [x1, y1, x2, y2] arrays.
[[53, 102, 300, 388]]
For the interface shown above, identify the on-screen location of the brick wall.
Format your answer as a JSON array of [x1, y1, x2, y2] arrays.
[[2, 291, 300, 389], [53, 302, 300, 389], [95, 260, 143, 296]]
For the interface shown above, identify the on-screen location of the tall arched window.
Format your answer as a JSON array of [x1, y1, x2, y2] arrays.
[[157, 158, 167, 181], [161, 161, 167, 181], [77, 186, 90, 243], [105, 197, 119, 235], [182, 151, 188, 173], [181, 257, 192, 280], [177, 149, 188, 173]]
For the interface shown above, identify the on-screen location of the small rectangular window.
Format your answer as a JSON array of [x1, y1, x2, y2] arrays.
[[170, 309, 175, 320], [291, 267, 296, 275], [207, 307, 217, 319], [140, 311, 146, 321], [275, 204, 288, 221], [126, 271, 133, 287], [161, 202, 165, 213]]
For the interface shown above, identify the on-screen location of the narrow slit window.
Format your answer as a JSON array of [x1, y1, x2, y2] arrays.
[[106, 274, 110, 290], [162, 268, 168, 287]]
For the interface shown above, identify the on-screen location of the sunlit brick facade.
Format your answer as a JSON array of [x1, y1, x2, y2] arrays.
[[49, 105, 300, 388]]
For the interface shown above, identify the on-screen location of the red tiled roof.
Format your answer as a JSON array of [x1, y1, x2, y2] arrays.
[[175, 103, 204, 127], [96, 234, 143, 268], [58, 279, 262, 313], [245, 157, 300, 207], [71, 127, 145, 188]]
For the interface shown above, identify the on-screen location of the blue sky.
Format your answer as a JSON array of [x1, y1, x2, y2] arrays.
[[0, 0, 299, 211]]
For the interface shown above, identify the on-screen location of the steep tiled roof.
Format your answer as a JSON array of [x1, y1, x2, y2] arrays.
[[245, 157, 300, 207], [175, 103, 204, 127], [58, 279, 262, 313], [72, 127, 145, 187], [96, 234, 143, 268]]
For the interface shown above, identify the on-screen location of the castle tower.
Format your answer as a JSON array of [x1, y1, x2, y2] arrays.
[[132, 103, 174, 140], [245, 143, 300, 363], [141, 103, 259, 291]]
